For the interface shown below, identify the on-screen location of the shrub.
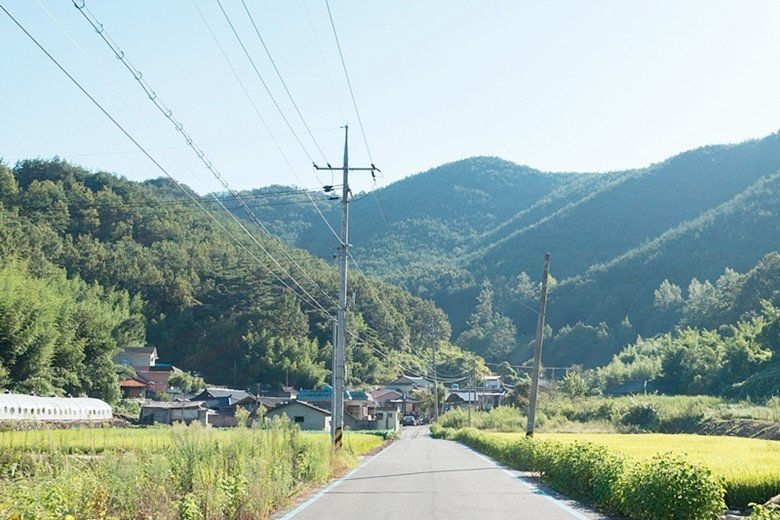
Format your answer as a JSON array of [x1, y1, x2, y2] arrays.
[[535, 440, 626, 510], [438, 408, 469, 429], [618, 453, 726, 520], [622, 402, 659, 429], [749, 503, 780, 519]]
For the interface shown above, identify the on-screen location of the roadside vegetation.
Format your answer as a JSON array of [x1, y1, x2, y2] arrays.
[[431, 424, 779, 519], [0, 419, 385, 519], [439, 394, 780, 436]]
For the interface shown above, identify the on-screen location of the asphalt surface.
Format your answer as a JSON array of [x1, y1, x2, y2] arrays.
[[280, 426, 609, 520]]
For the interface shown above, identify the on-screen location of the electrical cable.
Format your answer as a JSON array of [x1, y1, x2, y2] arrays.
[[301, 0, 346, 124], [0, 2, 336, 322], [193, 0, 343, 246], [324, 0, 373, 164], [71, 0, 338, 309], [239, 0, 329, 163]]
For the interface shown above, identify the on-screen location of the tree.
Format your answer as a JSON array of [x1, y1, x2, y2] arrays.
[[653, 279, 683, 311], [560, 366, 589, 399], [456, 281, 517, 361], [682, 278, 719, 327], [168, 371, 206, 395]]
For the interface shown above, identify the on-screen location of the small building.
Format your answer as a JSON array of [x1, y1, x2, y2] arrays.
[[374, 407, 400, 431], [345, 391, 376, 420], [445, 390, 506, 411], [370, 388, 402, 408], [257, 386, 298, 399], [139, 401, 209, 425], [119, 377, 152, 399], [265, 401, 331, 431], [386, 375, 431, 395], [388, 395, 420, 415], [483, 375, 504, 391], [189, 388, 259, 427], [191, 388, 253, 409], [114, 346, 158, 369], [135, 363, 181, 394]]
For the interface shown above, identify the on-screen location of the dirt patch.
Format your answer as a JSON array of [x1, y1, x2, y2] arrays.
[[697, 418, 780, 440]]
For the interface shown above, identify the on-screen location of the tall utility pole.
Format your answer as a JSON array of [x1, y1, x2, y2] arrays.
[[315, 126, 378, 448], [526, 253, 551, 437], [432, 320, 439, 421]]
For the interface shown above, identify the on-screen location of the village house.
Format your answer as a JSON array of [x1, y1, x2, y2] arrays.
[[118, 376, 152, 399], [114, 346, 181, 394], [265, 400, 331, 431], [139, 401, 210, 425], [190, 388, 259, 427], [386, 375, 431, 395]]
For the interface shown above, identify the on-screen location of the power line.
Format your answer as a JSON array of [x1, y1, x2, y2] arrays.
[[324, 0, 373, 164], [193, 0, 342, 246], [62, 127, 340, 159], [0, 2, 336, 321], [302, 0, 346, 124], [239, 0, 329, 163], [214, 0, 320, 165], [71, 0, 337, 309]]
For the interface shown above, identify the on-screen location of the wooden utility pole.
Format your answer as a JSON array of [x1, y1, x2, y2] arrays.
[[315, 126, 378, 448], [526, 253, 551, 437], [432, 319, 439, 421]]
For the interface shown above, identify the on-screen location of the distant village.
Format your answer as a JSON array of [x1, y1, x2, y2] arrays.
[[0, 345, 515, 428], [115, 346, 512, 431]]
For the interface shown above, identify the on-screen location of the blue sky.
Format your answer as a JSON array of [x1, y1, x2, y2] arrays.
[[2, 1, 780, 194]]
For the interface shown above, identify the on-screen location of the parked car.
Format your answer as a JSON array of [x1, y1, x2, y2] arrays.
[[401, 415, 417, 426]]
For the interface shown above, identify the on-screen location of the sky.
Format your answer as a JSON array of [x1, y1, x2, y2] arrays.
[[2, 1, 780, 195]]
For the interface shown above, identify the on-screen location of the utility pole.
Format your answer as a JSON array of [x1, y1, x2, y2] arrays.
[[432, 320, 439, 422], [473, 359, 478, 414], [526, 253, 551, 437], [315, 125, 378, 448]]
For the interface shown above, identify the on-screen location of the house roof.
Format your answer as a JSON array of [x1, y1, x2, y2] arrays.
[[371, 388, 402, 400], [345, 391, 374, 402], [119, 377, 151, 389], [388, 396, 420, 404], [148, 363, 181, 373], [117, 346, 157, 356], [388, 375, 427, 386], [192, 388, 252, 404], [446, 391, 476, 402], [141, 401, 204, 410], [269, 400, 331, 416]]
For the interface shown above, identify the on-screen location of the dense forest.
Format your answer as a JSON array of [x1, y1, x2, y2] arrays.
[[0, 159, 481, 402], [227, 133, 780, 370]]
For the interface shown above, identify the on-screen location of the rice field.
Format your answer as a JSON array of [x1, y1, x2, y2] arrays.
[[490, 431, 780, 508], [0, 426, 385, 456], [0, 424, 387, 519]]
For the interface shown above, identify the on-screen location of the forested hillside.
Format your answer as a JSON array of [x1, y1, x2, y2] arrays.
[[0, 159, 479, 402], [229, 133, 780, 369]]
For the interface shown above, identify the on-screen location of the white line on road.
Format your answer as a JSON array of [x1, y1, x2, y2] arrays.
[[278, 440, 398, 520], [461, 444, 591, 520]]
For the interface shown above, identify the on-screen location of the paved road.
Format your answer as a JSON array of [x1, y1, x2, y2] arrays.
[[280, 426, 607, 520]]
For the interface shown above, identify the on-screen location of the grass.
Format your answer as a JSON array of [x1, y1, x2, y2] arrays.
[[0, 424, 386, 519], [489, 431, 780, 509]]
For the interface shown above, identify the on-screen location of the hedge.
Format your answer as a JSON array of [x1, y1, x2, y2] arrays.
[[430, 424, 726, 520]]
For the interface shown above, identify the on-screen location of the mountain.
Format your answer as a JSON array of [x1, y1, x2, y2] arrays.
[[225, 133, 780, 368], [0, 159, 481, 401]]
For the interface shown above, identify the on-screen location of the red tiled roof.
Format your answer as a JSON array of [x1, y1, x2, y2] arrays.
[[120, 378, 151, 388]]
